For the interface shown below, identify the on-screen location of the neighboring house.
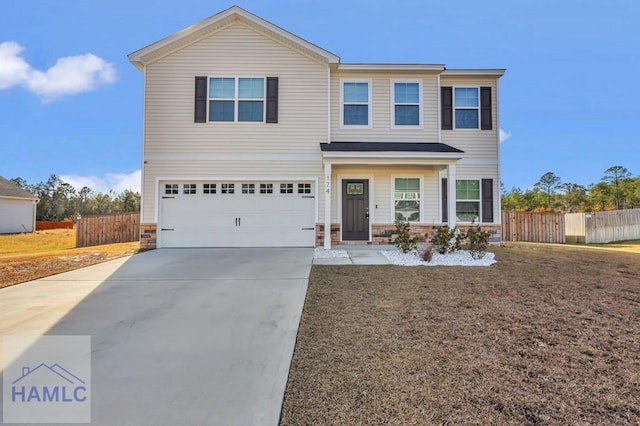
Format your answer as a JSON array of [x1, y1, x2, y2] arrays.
[[0, 176, 38, 234], [128, 6, 505, 249]]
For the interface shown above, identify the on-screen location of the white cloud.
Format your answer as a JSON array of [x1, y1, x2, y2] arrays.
[[499, 128, 512, 143], [0, 41, 31, 89], [61, 170, 141, 194], [0, 41, 116, 102]]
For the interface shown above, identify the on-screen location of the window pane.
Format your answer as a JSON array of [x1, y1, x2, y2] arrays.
[[238, 78, 264, 99], [456, 180, 480, 200], [344, 105, 368, 125], [210, 100, 234, 121], [238, 101, 263, 122], [395, 200, 420, 222], [455, 109, 479, 128], [394, 82, 419, 103], [344, 82, 368, 103], [209, 78, 235, 98], [456, 201, 479, 222], [395, 105, 419, 125], [396, 178, 419, 191], [455, 87, 478, 107]]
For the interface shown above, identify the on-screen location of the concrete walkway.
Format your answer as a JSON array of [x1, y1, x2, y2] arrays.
[[313, 245, 394, 265], [0, 248, 313, 426]]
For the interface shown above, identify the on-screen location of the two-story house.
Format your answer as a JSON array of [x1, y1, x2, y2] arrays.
[[128, 6, 504, 249]]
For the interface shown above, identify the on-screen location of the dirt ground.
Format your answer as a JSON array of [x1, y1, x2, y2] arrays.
[[0, 229, 139, 289], [280, 245, 640, 425]]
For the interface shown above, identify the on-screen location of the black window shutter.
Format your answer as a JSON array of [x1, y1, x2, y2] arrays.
[[266, 77, 278, 123], [441, 87, 453, 130], [442, 178, 448, 222], [480, 87, 492, 130], [194, 76, 207, 123], [481, 178, 494, 222]]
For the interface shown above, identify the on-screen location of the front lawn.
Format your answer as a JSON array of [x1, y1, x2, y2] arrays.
[[281, 246, 640, 425]]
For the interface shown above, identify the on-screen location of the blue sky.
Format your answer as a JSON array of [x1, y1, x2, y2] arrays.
[[1, 0, 638, 193]]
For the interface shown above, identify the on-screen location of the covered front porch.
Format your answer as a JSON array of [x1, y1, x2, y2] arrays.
[[319, 142, 465, 249]]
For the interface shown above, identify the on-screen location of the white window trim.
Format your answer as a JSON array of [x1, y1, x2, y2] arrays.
[[390, 79, 423, 129], [339, 79, 372, 129], [208, 76, 266, 123], [390, 175, 424, 223], [455, 177, 482, 223], [453, 86, 480, 130]]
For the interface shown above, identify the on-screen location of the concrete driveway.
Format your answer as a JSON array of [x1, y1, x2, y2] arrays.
[[0, 248, 313, 425]]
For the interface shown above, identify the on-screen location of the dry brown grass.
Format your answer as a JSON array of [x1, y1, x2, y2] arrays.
[[0, 229, 76, 255], [281, 245, 640, 425], [0, 229, 139, 289]]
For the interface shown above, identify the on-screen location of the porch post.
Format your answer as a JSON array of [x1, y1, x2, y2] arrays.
[[447, 163, 457, 228], [323, 162, 332, 249]]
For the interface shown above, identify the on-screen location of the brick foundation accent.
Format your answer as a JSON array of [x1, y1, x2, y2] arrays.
[[140, 223, 157, 250], [316, 223, 501, 246]]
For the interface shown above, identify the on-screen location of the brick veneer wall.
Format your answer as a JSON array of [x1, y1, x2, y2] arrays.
[[140, 223, 157, 250], [316, 223, 501, 246]]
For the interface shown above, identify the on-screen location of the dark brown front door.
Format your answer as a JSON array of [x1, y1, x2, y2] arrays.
[[342, 180, 369, 241]]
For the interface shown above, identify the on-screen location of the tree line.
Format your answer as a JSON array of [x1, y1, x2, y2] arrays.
[[10, 174, 141, 221], [502, 166, 640, 213]]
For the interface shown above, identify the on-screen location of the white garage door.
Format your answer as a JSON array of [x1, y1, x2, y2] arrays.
[[159, 181, 315, 248]]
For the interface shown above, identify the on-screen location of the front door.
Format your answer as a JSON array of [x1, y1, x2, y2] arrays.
[[342, 180, 369, 241]]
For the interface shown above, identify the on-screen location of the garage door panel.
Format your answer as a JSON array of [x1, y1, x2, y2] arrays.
[[159, 182, 315, 248]]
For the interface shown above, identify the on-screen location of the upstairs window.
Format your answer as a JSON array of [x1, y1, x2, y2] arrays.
[[209, 77, 264, 122], [393, 81, 421, 126], [454, 87, 479, 129], [342, 81, 370, 126]]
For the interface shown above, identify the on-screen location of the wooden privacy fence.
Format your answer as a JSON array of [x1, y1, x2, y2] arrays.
[[566, 209, 640, 244], [36, 221, 74, 230], [501, 211, 565, 243], [76, 212, 140, 248]]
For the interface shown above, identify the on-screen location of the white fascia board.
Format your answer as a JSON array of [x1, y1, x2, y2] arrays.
[[0, 195, 39, 202], [441, 69, 506, 77], [128, 6, 339, 68], [322, 151, 462, 160], [337, 64, 445, 72]]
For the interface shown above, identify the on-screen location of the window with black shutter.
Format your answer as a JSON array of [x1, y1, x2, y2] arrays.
[[481, 179, 494, 222], [266, 77, 278, 123], [441, 87, 453, 130], [194, 76, 207, 123], [480, 87, 492, 130], [441, 178, 448, 222]]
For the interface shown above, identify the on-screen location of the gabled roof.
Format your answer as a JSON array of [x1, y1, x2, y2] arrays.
[[128, 5, 340, 70], [0, 176, 37, 200]]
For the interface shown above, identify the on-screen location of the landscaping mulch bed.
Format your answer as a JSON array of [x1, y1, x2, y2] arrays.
[[280, 246, 640, 425]]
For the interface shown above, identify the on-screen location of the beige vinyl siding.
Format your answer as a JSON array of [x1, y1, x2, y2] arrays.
[[330, 165, 440, 224], [143, 22, 327, 156], [330, 73, 440, 142], [440, 76, 499, 159], [142, 22, 329, 223]]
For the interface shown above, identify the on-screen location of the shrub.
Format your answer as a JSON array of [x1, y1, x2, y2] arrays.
[[431, 226, 464, 254], [393, 219, 418, 253], [465, 224, 491, 259]]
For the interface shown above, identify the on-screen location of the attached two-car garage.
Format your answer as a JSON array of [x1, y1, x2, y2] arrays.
[[158, 180, 316, 248]]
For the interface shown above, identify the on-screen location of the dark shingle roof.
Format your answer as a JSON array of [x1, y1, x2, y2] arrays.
[[0, 176, 38, 199], [320, 142, 464, 153]]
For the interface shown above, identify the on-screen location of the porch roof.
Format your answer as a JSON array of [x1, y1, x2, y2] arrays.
[[320, 142, 463, 153], [320, 142, 464, 164]]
